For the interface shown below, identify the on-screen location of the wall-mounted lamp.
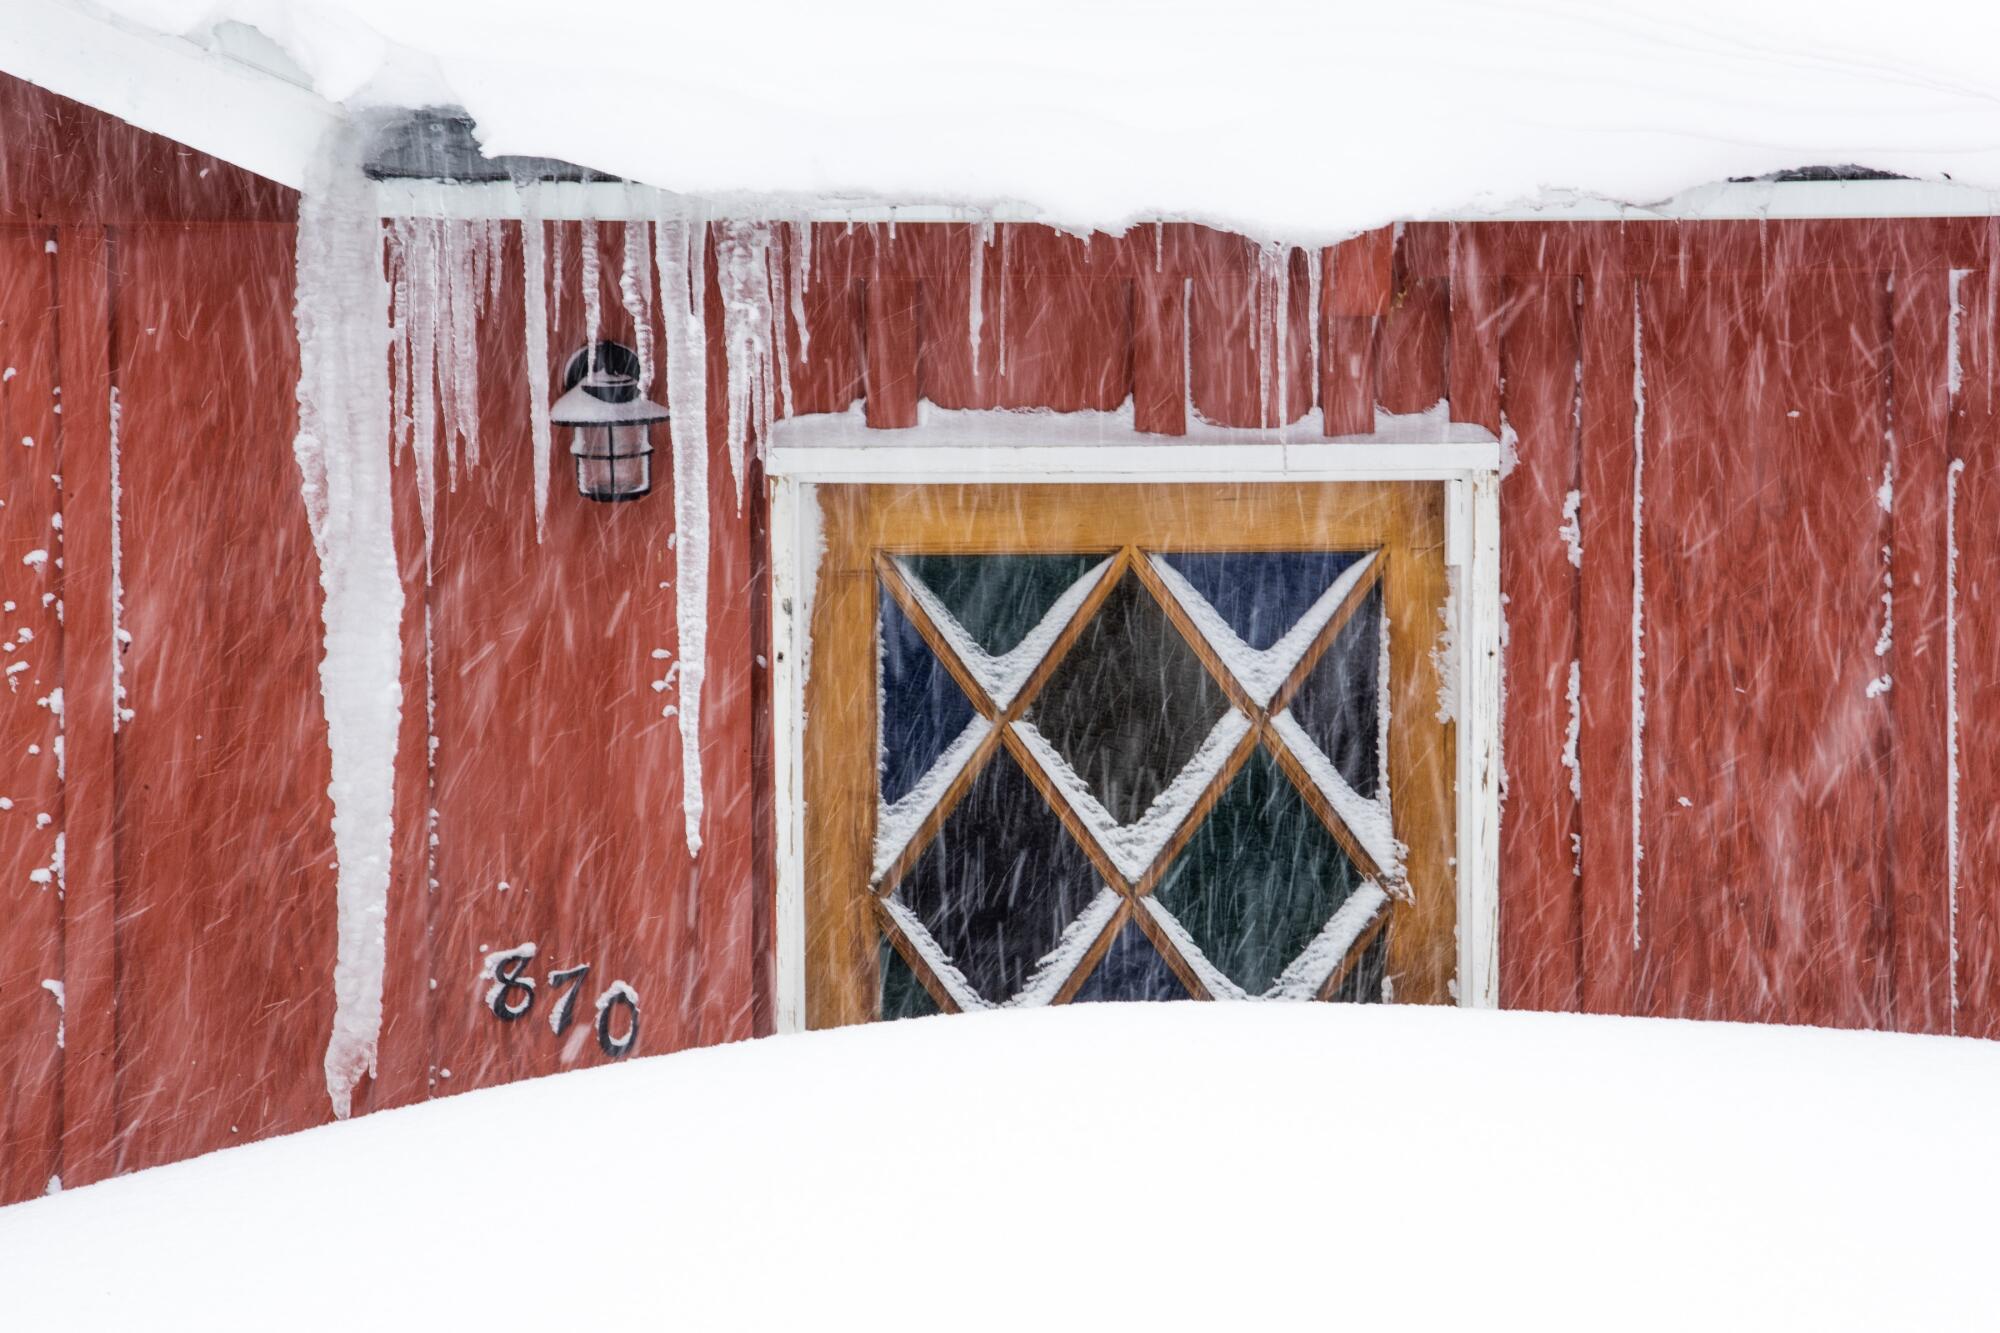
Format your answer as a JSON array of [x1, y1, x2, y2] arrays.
[[549, 341, 668, 502]]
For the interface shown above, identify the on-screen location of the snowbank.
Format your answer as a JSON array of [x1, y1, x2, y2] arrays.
[[3, 1004, 1997, 1330], [85, 0, 2000, 239]]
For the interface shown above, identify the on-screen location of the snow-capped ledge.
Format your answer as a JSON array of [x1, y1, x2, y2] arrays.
[[765, 401, 1499, 483]]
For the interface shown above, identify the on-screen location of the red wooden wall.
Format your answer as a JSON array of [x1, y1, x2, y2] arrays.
[[5, 66, 2000, 1207]]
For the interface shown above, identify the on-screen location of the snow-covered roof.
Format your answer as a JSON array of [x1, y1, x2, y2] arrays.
[[3, 1003, 1997, 1329], [14, 1, 2000, 237]]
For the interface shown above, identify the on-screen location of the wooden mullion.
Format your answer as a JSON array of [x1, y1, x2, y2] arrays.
[[873, 897, 964, 1015], [876, 551, 1000, 717], [874, 723, 1007, 895], [1268, 555, 1385, 715], [997, 547, 1133, 724], [1048, 899, 1134, 1005], [998, 725, 1140, 893], [1128, 898, 1215, 1001], [1126, 549, 1264, 721], [1261, 727, 1387, 884], [1314, 906, 1393, 1002], [1131, 724, 1263, 897]]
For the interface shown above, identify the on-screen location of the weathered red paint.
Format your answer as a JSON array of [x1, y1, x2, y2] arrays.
[[8, 69, 2000, 1207]]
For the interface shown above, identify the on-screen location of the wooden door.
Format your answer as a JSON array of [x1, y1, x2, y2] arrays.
[[803, 483, 1454, 1027]]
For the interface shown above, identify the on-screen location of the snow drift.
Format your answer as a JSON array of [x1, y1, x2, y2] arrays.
[[3, 1004, 1996, 1330]]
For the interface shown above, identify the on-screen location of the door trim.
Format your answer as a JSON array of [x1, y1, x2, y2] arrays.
[[768, 439, 1503, 1032]]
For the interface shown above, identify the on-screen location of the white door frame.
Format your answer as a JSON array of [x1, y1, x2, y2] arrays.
[[766, 431, 1503, 1032]]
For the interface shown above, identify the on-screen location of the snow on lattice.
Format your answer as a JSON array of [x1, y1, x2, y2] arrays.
[[294, 116, 403, 1119], [1268, 710, 1403, 880], [1136, 895, 1242, 999], [1265, 879, 1389, 1001], [1009, 886, 1121, 1007], [879, 897, 987, 1013], [1012, 710, 1251, 884], [892, 554, 1112, 710], [1148, 549, 1377, 709], [871, 716, 992, 882]]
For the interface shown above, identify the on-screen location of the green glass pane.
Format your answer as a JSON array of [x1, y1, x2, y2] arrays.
[[1152, 747, 1365, 994], [1327, 927, 1388, 1004], [879, 938, 942, 1021], [901, 554, 1105, 658]]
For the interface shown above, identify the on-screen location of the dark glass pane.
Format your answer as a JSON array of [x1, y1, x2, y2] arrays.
[[1156, 550, 1368, 651], [1285, 583, 1383, 796], [1024, 571, 1229, 826], [879, 937, 942, 1020], [893, 747, 1101, 1003], [1152, 747, 1365, 994], [1070, 918, 1188, 1003], [1326, 926, 1388, 1004], [901, 554, 1105, 658], [879, 584, 977, 807]]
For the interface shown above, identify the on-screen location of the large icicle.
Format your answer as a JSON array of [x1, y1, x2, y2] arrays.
[[654, 200, 711, 854], [293, 120, 403, 1120], [517, 182, 555, 543]]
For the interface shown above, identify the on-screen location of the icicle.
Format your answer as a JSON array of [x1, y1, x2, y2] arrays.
[[409, 219, 439, 570], [435, 222, 461, 482], [1629, 280, 1647, 952], [1948, 454, 1965, 1029], [388, 224, 412, 458], [484, 216, 505, 306], [998, 224, 1012, 380], [517, 181, 555, 544], [619, 211, 655, 391], [581, 206, 603, 373], [717, 220, 778, 503], [550, 215, 568, 343], [451, 222, 484, 473], [654, 200, 710, 855], [293, 118, 403, 1121], [1306, 243, 1322, 408], [1255, 244, 1273, 430], [768, 236, 794, 419], [968, 220, 990, 378], [789, 218, 813, 366]]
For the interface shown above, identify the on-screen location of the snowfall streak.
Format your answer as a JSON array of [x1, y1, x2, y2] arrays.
[[0, 71, 1996, 1203]]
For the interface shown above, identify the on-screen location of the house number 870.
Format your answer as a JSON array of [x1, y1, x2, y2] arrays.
[[483, 943, 640, 1059]]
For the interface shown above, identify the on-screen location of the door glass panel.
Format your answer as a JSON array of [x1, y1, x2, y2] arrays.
[[1070, 918, 1188, 1003], [1021, 570, 1229, 826], [890, 746, 1103, 1004], [1150, 747, 1367, 996]]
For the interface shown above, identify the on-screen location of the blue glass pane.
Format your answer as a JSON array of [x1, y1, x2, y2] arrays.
[[1286, 583, 1382, 797], [879, 585, 977, 807], [901, 554, 1105, 658], [893, 747, 1101, 1004], [1156, 550, 1368, 651], [1071, 918, 1188, 1003]]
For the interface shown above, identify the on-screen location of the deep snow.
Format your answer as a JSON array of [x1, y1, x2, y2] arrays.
[[83, 0, 2000, 239], [3, 1004, 1997, 1330]]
